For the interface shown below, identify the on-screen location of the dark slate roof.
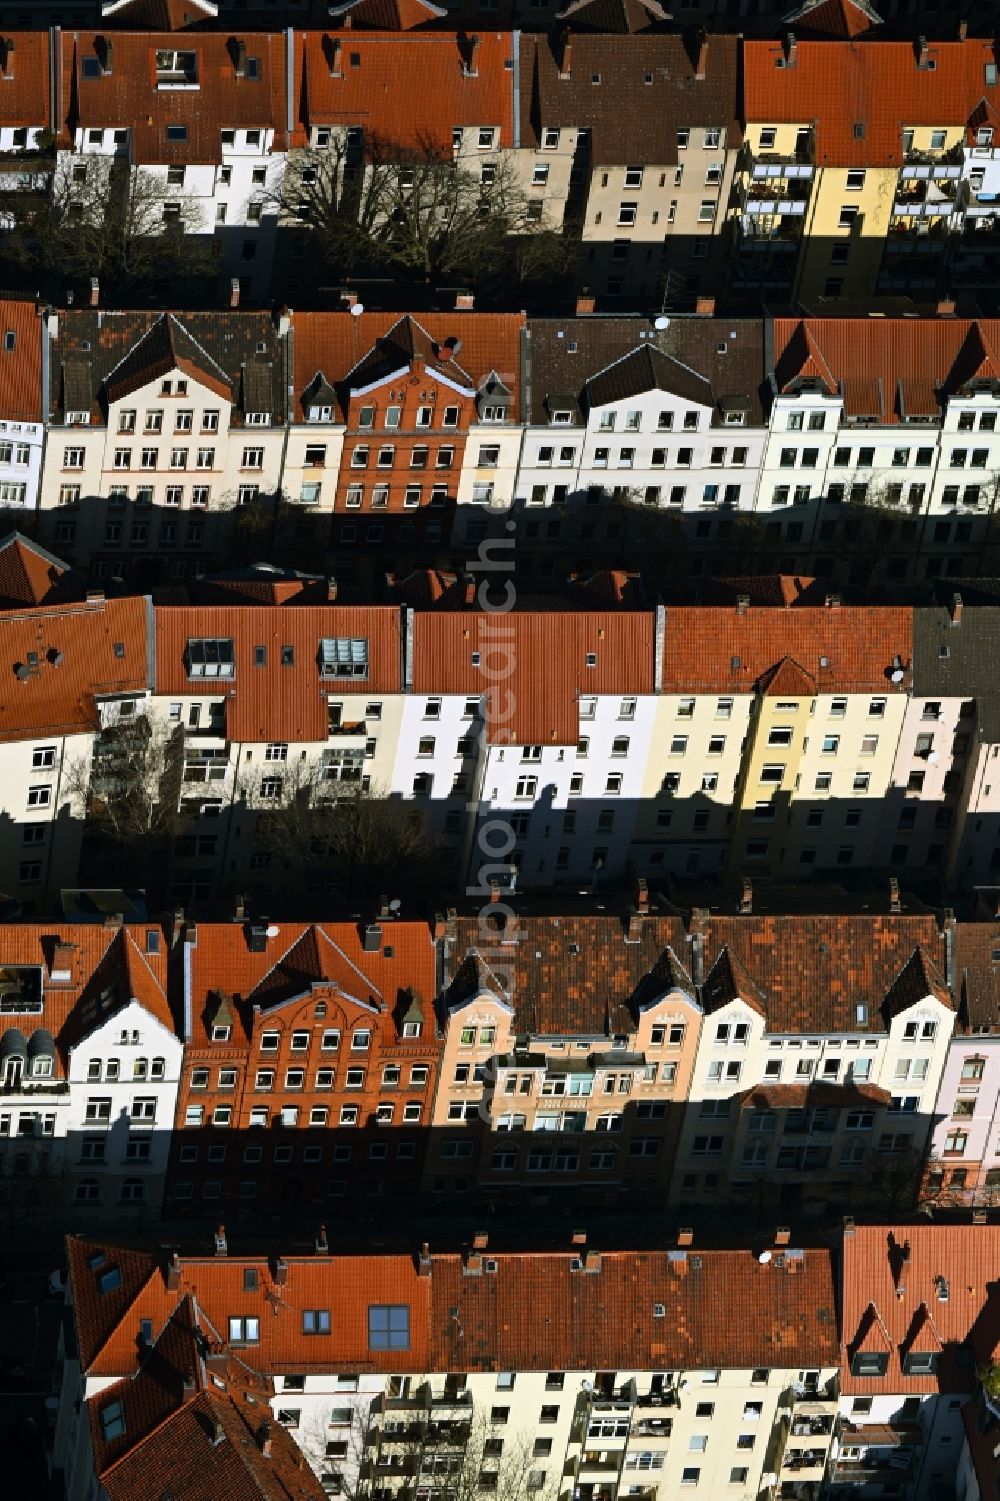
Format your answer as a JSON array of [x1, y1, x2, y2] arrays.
[[345, 315, 474, 395], [49, 311, 286, 425], [912, 607, 1000, 742], [519, 32, 741, 162], [525, 316, 768, 428]]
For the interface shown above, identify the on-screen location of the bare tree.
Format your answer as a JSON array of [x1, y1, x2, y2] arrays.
[[278, 136, 576, 290]]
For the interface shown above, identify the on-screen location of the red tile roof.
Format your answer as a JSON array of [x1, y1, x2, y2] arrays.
[[74, 1241, 838, 1381], [153, 605, 403, 742], [743, 39, 1000, 166], [292, 32, 515, 154], [0, 35, 51, 125], [0, 299, 42, 421], [738, 1081, 891, 1109], [59, 31, 289, 163], [290, 311, 523, 423], [0, 533, 70, 610], [0, 597, 148, 742], [183, 920, 437, 1046], [783, 0, 882, 39], [774, 318, 1000, 422], [412, 611, 655, 745], [660, 606, 912, 695], [841, 1224, 1000, 1393]]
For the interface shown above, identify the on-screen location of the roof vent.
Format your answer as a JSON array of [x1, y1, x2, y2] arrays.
[[247, 923, 268, 953], [363, 923, 382, 952]]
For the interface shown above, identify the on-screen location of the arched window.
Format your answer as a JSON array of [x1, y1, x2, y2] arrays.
[[314, 1001, 327, 1019]]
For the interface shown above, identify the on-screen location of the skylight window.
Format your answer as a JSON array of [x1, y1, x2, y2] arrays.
[[369, 1304, 409, 1350], [99, 1267, 122, 1294], [101, 1399, 125, 1440], [319, 637, 369, 679], [186, 638, 235, 679]]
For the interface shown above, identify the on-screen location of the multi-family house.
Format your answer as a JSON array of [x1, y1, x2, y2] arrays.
[[739, 37, 1000, 307], [0, 919, 180, 1220], [54, 28, 289, 300], [633, 603, 913, 880], [511, 314, 768, 538], [0, 299, 46, 513], [0, 32, 55, 245], [150, 603, 404, 903], [515, 32, 740, 302], [0, 594, 148, 906], [427, 907, 701, 1204], [55, 1232, 841, 1501], [164, 917, 440, 1218], [39, 306, 290, 583], [836, 1221, 999, 1501], [668, 913, 957, 1208]]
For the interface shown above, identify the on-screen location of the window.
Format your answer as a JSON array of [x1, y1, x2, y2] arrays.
[[851, 1351, 888, 1377], [369, 1304, 409, 1350], [228, 1316, 260, 1344], [303, 1309, 331, 1335]]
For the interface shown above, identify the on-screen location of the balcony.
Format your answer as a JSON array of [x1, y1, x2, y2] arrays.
[[780, 1450, 828, 1481]]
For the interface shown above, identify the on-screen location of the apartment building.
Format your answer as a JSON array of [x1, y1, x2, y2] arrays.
[[516, 32, 740, 302], [0, 594, 148, 904], [428, 907, 700, 1204], [634, 605, 913, 880], [668, 913, 957, 1208], [739, 36, 1000, 307], [54, 1232, 840, 1501], [39, 306, 289, 580], [836, 1221, 998, 1501], [165, 917, 440, 1219], [0, 299, 45, 511], [0, 919, 181, 1220], [54, 28, 289, 300], [510, 314, 767, 534]]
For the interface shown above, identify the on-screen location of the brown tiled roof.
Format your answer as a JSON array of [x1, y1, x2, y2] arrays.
[[738, 1081, 891, 1109], [444, 913, 692, 1033], [293, 32, 515, 154], [0, 299, 43, 422], [695, 915, 950, 1034], [743, 39, 1000, 167], [782, 0, 882, 39], [60, 31, 289, 163], [0, 35, 51, 125], [100, 0, 219, 27], [67, 1236, 160, 1370], [758, 656, 818, 696], [519, 33, 741, 163], [525, 316, 766, 429], [193, 569, 330, 607], [660, 605, 912, 695], [0, 534, 70, 610], [555, 0, 669, 32], [881, 944, 952, 1018], [290, 311, 523, 423], [955, 923, 1000, 1033], [841, 1224, 1000, 1393], [701, 945, 766, 1016], [50, 310, 286, 425], [329, 0, 447, 31], [153, 605, 403, 742], [704, 575, 826, 608], [0, 597, 148, 742], [411, 610, 655, 745]]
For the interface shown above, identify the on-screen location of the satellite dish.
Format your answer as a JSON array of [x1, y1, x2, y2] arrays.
[[891, 669, 905, 683], [758, 1250, 772, 1264], [265, 924, 280, 938], [928, 750, 939, 763], [654, 316, 670, 330], [581, 1380, 594, 1393], [350, 302, 365, 317], [389, 899, 402, 913]]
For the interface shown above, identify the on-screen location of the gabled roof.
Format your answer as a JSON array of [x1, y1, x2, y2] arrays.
[[704, 575, 826, 609], [0, 533, 71, 610], [104, 314, 233, 404], [328, 0, 447, 27], [944, 322, 1000, 395], [247, 925, 386, 1011], [555, 0, 671, 33], [67, 1236, 160, 1371], [585, 343, 713, 411], [701, 945, 767, 1017], [881, 944, 953, 1020], [0, 34, 51, 127], [193, 566, 330, 608], [906, 1302, 944, 1354], [782, 0, 882, 38], [757, 655, 818, 696], [64, 925, 178, 1053], [346, 315, 475, 394], [100, 0, 218, 27], [773, 321, 839, 395], [852, 1301, 894, 1352], [0, 299, 43, 422]]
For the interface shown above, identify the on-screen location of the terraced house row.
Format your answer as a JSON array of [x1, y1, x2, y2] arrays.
[[9, 579, 1000, 895], [48, 1221, 1000, 1501], [0, 24, 999, 304], [3, 901, 1000, 1218], [10, 301, 1000, 580]]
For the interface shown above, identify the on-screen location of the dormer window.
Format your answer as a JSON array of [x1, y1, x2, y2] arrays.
[[156, 49, 198, 86], [308, 405, 332, 422], [186, 637, 235, 679], [319, 637, 369, 678], [850, 1351, 888, 1377], [245, 412, 270, 426], [551, 411, 572, 425], [66, 411, 90, 426], [82, 56, 100, 80], [977, 127, 994, 148]]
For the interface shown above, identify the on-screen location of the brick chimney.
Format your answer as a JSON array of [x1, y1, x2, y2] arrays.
[[473, 1231, 489, 1250], [937, 296, 956, 317], [214, 1224, 227, 1257], [316, 1223, 330, 1255], [784, 31, 797, 67], [917, 36, 929, 68], [775, 1227, 791, 1247], [695, 295, 716, 316], [257, 1421, 273, 1459], [576, 292, 595, 315], [951, 592, 963, 625], [273, 1258, 288, 1287], [889, 876, 901, 914], [736, 593, 750, 614], [464, 34, 480, 78], [636, 876, 649, 913], [166, 1251, 182, 1291], [583, 1249, 602, 1273], [958, 20, 968, 40], [558, 27, 572, 79], [418, 1242, 432, 1276], [455, 292, 475, 311], [571, 1230, 587, 1247], [695, 31, 708, 80], [329, 37, 342, 76], [229, 278, 240, 309], [89, 277, 99, 308], [677, 1227, 694, 1247], [740, 877, 752, 915]]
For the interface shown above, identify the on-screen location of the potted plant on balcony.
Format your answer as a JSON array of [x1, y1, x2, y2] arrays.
[[979, 1362, 1000, 1419]]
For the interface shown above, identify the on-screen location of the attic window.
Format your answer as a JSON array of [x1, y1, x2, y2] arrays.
[[186, 637, 235, 679], [100, 1400, 125, 1441], [88, 1250, 108, 1270], [254, 645, 266, 667], [987, 64, 998, 86], [82, 57, 100, 79], [156, 49, 197, 85], [853, 122, 865, 141], [99, 1266, 122, 1294], [856, 1003, 868, 1025], [281, 645, 295, 667], [244, 1267, 259, 1291], [591, 73, 601, 85], [166, 125, 188, 143], [319, 637, 369, 679], [113, 642, 125, 658], [585, 653, 597, 668], [246, 56, 260, 80], [644, 72, 653, 85]]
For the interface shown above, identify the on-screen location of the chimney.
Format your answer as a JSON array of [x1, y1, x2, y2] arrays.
[[464, 33, 480, 77], [214, 1224, 227, 1257], [183, 1369, 197, 1400], [433, 913, 447, 943], [889, 876, 901, 914], [99, 36, 113, 74], [343, 289, 359, 308], [85, 588, 105, 603], [740, 877, 752, 915], [677, 1227, 694, 1247], [626, 909, 643, 942], [327, 576, 338, 601], [775, 1227, 791, 1247], [490, 883, 501, 904], [937, 296, 956, 317], [670, 1252, 688, 1278], [277, 306, 291, 338], [274, 1258, 288, 1287], [571, 1230, 587, 1247], [233, 894, 246, 922], [951, 592, 963, 625], [844, 1215, 855, 1236], [88, 277, 99, 308], [959, 20, 968, 40], [418, 1242, 432, 1276], [695, 295, 716, 316], [473, 1231, 489, 1250], [736, 593, 750, 615], [328, 37, 342, 76], [234, 39, 247, 76], [576, 293, 596, 315], [210, 1414, 225, 1446], [695, 30, 708, 80], [206, 1341, 228, 1377], [973, 1208, 987, 1223], [558, 26, 572, 79], [464, 1249, 483, 1275], [455, 292, 475, 311], [917, 36, 929, 68], [0, 37, 13, 80], [316, 1223, 330, 1255], [636, 877, 649, 913], [784, 30, 797, 67], [824, 592, 841, 608], [229, 278, 240, 309], [166, 1251, 182, 1291], [583, 1249, 602, 1273], [257, 1420, 273, 1459]]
